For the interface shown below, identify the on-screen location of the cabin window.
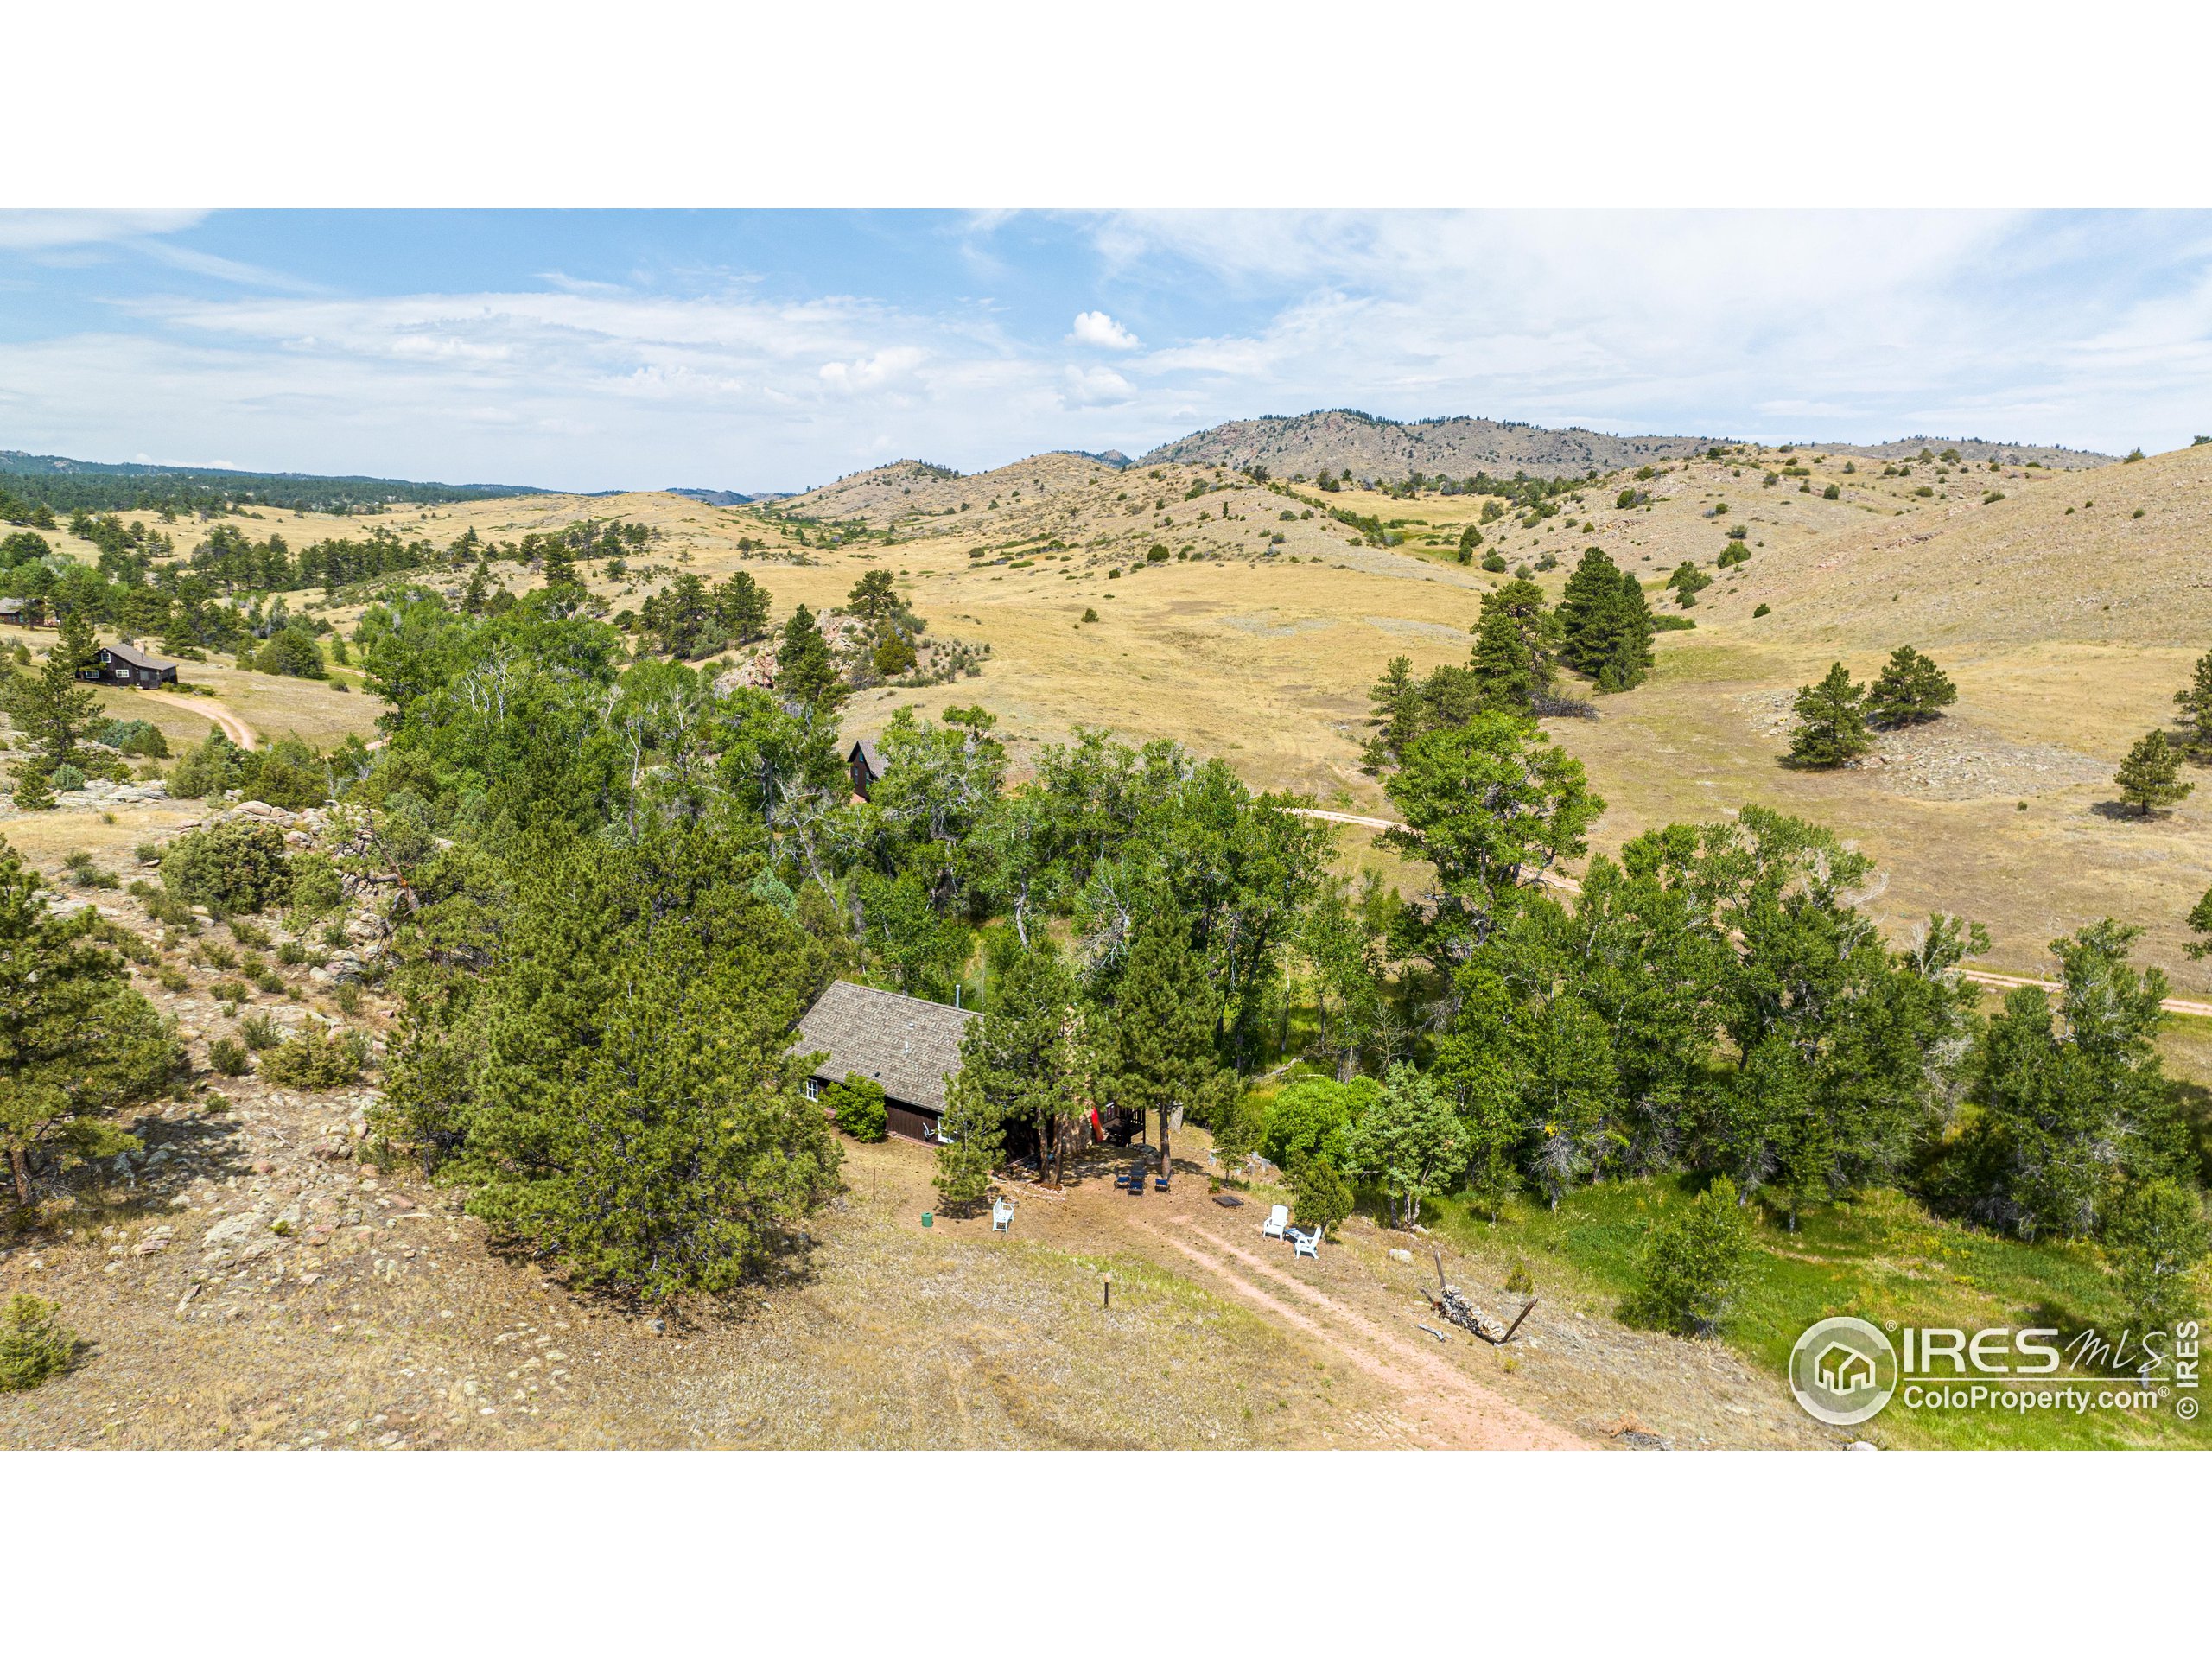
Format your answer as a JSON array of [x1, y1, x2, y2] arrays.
[[804, 1077, 821, 1100]]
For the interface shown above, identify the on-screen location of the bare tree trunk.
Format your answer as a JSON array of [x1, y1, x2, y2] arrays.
[[9, 1142, 30, 1207]]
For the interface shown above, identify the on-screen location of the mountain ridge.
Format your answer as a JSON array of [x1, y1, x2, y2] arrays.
[[1135, 409, 2113, 481]]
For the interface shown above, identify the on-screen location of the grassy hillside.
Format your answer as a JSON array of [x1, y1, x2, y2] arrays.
[[32, 433, 2212, 991]]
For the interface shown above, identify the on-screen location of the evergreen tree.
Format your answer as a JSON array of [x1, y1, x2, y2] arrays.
[[1590, 568, 1657, 692], [2187, 886, 2212, 961], [463, 557, 492, 615], [1104, 914, 1223, 1183], [775, 603, 845, 715], [1555, 546, 1621, 673], [1623, 1177, 1753, 1338], [1786, 663, 1873, 767], [714, 571, 772, 644], [537, 537, 585, 607], [847, 569, 901, 623], [1867, 645, 1957, 727], [0, 836, 178, 1206], [449, 824, 842, 1300], [1455, 524, 1482, 564], [2115, 729, 2191, 817], [1340, 1061, 1465, 1228], [2174, 647, 2212, 760], [938, 944, 1090, 1194], [1467, 578, 1560, 714], [1361, 655, 1422, 772], [2, 609, 102, 775]]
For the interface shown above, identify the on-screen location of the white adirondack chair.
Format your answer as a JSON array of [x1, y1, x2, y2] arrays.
[[1262, 1204, 1290, 1239], [991, 1197, 1015, 1233], [1290, 1225, 1320, 1259]]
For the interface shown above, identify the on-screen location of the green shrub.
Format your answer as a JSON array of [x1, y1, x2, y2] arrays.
[[1503, 1258, 1535, 1296], [166, 732, 243, 799], [0, 1295, 78, 1392], [1821, 483, 1840, 500], [157, 965, 189, 994], [1259, 1076, 1377, 1171], [162, 821, 290, 913], [208, 1036, 251, 1077], [98, 718, 170, 758], [823, 1072, 888, 1141], [227, 917, 271, 947], [1287, 1153, 1355, 1236], [134, 840, 161, 865], [1622, 1178, 1753, 1338], [330, 982, 363, 1017], [2104, 1178, 2209, 1332], [1752, 602, 1771, 618], [238, 1012, 283, 1050], [1479, 551, 1508, 573], [259, 1026, 369, 1090], [48, 763, 85, 792]]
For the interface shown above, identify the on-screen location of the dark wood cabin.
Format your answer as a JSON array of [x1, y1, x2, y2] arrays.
[[847, 740, 885, 801], [79, 641, 180, 689], [792, 979, 976, 1143]]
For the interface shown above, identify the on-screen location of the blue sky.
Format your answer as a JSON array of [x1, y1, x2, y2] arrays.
[[3, 210, 2210, 493]]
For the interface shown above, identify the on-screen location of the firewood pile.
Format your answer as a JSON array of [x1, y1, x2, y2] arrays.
[[1420, 1251, 1537, 1345]]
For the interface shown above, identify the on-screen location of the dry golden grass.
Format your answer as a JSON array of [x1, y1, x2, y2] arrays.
[[46, 442, 2212, 989]]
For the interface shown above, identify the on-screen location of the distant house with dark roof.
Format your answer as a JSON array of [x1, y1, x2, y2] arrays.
[[79, 641, 180, 689], [792, 979, 975, 1141], [848, 739, 885, 800], [0, 598, 47, 628]]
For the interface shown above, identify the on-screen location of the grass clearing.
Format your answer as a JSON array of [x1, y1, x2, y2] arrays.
[[1431, 1177, 2209, 1449]]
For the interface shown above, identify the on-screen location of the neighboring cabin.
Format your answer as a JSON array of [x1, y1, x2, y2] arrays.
[[848, 739, 884, 800], [793, 979, 974, 1142], [0, 598, 50, 628], [79, 641, 180, 689]]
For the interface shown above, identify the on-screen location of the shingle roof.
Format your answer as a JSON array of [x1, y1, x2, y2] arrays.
[[792, 980, 975, 1115], [850, 740, 885, 779], [100, 641, 176, 672], [0, 598, 24, 615]]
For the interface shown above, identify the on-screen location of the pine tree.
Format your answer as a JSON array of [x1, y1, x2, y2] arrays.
[[1590, 569, 1656, 692], [451, 825, 842, 1300], [0, 835, 177, 1207], [1467, 578, 1559, 714], [1104, 914, 1223, 1184], [1555, 546, 1621, 674], [1786, 663, 1873, 767], [2173, 648, 2212, 760], [1867, 645, 1958, 728], [1361, 655, 1422, 772], [775, 603, 845, 715], [2115, 729, 2191, 817], [2, 610, 102, 774]]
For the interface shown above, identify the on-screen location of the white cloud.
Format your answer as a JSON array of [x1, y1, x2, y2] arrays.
[[1061, 364, 1135, 407], [1070, 309, 1139, 349], [6, 212, 2212, 489], [0, 209, 206, 250]]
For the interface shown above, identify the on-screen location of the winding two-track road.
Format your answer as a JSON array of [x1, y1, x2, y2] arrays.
[[138, 690, 258, 752]]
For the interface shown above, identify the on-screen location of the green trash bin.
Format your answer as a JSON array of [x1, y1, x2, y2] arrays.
[[922, 1211, 933, 1228]]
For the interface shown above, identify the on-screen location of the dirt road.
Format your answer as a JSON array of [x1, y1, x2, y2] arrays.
[[140, 690, 257, 750]]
